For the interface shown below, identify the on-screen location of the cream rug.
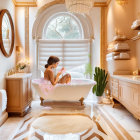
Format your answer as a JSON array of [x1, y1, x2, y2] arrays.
[[12, 113, 108, 140]]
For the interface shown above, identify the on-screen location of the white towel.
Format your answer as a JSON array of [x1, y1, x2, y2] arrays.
[[106, 52, 120, 57], [132, 20, 140, 26], [138, 32, 140, 36], [106, 56, 113, 61], [120, 53, 130, 59], [114, 55, 120, 60], [113, 35, 127, 41], [114, 43, 130, 51], [0, 90, 7, 115], [131, 20, 140, 29]]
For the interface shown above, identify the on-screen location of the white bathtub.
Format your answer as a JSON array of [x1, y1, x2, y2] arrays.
[[32, 78, 95, 104]]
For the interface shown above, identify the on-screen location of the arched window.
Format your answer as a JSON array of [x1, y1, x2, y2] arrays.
[[38, 12, 89, 72], [43, 13, 83, 39]]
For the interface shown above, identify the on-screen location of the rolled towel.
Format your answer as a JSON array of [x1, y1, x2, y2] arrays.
[[0, 90, 7, 115]]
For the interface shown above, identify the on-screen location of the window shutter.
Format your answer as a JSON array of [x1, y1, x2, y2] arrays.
[[38, 39, 90, 71]]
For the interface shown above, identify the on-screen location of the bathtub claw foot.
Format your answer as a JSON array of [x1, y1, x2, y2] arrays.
[[79, 97, 84, 106], [40, 97, 44, 106]]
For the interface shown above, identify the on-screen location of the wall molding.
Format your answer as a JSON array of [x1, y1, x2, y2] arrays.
[[37, 0, 65, 16], [12, 0, 112, 8], [94, 1, 110, 69], [94, 0, 112, 7], [100, 7, 107, 69], [25, 7, 29, 59], [94, 2, 107, 7], [12, 0, 37, 7], [106, 0, 112, 6]]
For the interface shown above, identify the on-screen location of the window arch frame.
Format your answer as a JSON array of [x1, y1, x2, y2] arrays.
[[42, 12, 84, 39]]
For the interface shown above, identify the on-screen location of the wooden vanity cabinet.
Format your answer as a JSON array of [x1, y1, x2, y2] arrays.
[[111, 78, 140, 120], [111, 78, 119, 100], [6, 73, 32, 116]]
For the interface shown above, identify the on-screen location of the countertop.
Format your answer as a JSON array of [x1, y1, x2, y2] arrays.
[[6, 73, 32, 79], [111, 75, 140, 84]]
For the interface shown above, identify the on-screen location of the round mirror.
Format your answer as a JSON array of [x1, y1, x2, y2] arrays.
[[0, 9, 14, 57]]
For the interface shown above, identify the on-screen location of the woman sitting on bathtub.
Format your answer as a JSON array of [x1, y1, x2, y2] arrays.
[[44, 56, 71, 85]]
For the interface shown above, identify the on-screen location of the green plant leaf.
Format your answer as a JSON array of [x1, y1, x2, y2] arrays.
[[92, 85, 96, 94], [92, 67, 108, 96]]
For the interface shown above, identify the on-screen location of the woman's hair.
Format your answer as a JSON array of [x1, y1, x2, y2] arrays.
[[45, 56, 60, 68]]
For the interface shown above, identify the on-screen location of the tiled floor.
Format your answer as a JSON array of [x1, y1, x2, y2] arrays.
[[0, 92, 140, 140], [95, 104, 140, 140]]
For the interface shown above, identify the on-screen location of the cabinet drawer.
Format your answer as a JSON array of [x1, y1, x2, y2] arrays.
[[6, 80, 21, 110]]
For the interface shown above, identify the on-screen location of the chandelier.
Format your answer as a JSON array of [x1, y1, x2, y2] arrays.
[[65, 0, 93, 14], [116, 0, 128, 5]]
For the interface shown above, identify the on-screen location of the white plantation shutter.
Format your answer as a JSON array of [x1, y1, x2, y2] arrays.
[[38, 39, 90, 71]]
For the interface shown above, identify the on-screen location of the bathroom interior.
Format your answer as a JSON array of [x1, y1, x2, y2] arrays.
[[0, 0, 140, 140]]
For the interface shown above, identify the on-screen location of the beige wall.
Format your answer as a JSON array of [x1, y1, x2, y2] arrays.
[[134, 0, 140, 68], [89, 8, 101, 70], [15, 7, 25, 51], [107, 0, 137, 74], [0, 0, 16, 89]]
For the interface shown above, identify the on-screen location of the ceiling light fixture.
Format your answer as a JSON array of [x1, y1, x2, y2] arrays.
[[65, 0, 93, 14]]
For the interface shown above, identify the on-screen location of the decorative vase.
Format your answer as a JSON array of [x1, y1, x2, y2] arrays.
[[96, 96, 102, 104]]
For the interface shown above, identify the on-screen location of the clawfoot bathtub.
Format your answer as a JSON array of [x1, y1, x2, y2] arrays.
[[32, 78, 95, 106]]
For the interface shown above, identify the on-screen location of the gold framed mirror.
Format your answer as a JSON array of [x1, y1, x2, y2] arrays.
[[0, 9, 15, 57]]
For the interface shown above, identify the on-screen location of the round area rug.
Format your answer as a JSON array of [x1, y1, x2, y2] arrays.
[[12, 113, 108, 140], [31, 114, 93, 134]]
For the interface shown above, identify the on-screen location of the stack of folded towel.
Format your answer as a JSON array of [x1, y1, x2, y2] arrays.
[[113, 35, 127, 41], [106, 52, 130, 61], [108, 43, 130, 52], [107, 42, 130, 61], [131, 20, 140, 30]]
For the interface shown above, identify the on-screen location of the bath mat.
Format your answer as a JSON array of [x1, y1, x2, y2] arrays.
[[12, 113, 108, 140]]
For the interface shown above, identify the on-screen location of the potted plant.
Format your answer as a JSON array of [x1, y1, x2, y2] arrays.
[[92, 67, 108, 103]]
